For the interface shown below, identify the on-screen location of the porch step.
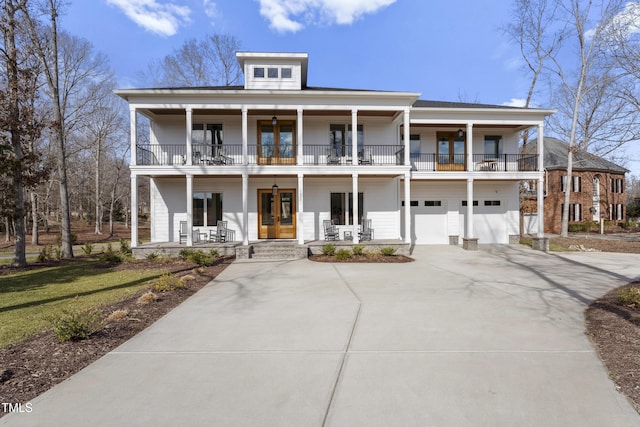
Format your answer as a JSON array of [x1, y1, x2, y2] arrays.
[[250, 242, 302, 260]]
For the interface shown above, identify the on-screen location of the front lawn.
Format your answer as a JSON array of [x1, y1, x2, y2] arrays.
[[0, 258, 163, 347]]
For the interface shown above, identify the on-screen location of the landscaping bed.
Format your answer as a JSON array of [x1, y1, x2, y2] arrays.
[[0, 256, 233, 415]]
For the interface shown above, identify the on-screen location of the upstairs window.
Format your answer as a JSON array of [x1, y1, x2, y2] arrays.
[[484, 135, 503, 158], [329, 124, 364, 156], [281, 67, 292, 78], [268, 67, 278, 78], [253, 67, 265, 78]]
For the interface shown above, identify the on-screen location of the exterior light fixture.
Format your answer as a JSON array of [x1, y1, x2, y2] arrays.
[[272, 176, 278, 196], [272, 116, 278, 126], [458, 128, 464, 138]]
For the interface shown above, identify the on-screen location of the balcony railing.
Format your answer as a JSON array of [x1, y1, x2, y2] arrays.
[[410, 153, 538, 172], [136, 144, 538, 172]]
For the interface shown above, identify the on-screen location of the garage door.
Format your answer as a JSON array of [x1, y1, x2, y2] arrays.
[[404, 201, 448, 244], [460, 200, 507, 244]]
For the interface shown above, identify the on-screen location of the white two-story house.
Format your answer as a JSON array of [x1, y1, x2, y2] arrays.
[[115, 52, 552, 256]]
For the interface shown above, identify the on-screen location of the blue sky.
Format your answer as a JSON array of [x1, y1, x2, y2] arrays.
[[61, 0, 640, 175]]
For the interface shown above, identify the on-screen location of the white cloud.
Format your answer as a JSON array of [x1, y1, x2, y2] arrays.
[[257, 0, 397, 33], [106, 0, 191, 36], [203, 0, 218, 20], [502, 98, 528, 108]]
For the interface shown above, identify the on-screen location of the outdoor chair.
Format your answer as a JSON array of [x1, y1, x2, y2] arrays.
[[323, 219, 339, 241], [211, 147, 232, 165], [359, 219, 374, 241], [209, 220, 229, 243], [359, 148, 373, 165], [179, 221, 188, 244], [327, 147, 340, 165]]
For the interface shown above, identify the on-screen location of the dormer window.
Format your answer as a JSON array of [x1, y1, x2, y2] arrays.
[[253, 67, 265, 78], [281, 68, 292, 78], [268, 67, 278, 78]]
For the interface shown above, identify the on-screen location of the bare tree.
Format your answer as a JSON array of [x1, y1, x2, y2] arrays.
[[138, 33, 242, 87]]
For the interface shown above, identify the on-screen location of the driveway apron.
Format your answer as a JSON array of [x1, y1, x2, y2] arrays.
[[2, 245, 640, 426]]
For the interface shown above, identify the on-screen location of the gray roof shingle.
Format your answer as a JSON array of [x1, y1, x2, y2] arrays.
[[524, 137, 628, 173]]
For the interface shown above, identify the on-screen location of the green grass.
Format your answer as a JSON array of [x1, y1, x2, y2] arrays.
[[0, 258, 164, 347]]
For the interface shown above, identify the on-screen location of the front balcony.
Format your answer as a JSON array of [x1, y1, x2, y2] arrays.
[[135, 144, 538, 172]]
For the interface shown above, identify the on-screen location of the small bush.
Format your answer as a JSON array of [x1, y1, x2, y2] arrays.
[[81, 242, 94, 255], [38, 245, 55, 262], [151, 273, 185, 292], [618, 286, 640, 309], [335, 248, 352, 260], [100, 243, 122, 264], [321, 244, 336, 256], [178, 248, 217, 266], [105, 309, 129, 323], [119, 238, 132, 255], [352, 245, 365, 256], [50, 308, 100, 342], [146, 252, 159, 260], [137, 291, 159, 304], [380, 247, 397, 256]]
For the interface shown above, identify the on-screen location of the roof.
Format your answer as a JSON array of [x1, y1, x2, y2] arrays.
[[412, 99, 526, 109], [524, 137, 628, 173]]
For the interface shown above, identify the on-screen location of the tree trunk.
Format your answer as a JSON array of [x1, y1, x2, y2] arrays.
[[31, 191, 39, 245], [94, 142, 102, 234]]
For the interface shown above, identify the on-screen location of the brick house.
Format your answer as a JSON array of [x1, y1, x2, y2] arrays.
[[523, 137, 628, 234]]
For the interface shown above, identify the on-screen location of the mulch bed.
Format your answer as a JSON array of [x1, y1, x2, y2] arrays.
[[309, 254, 414, 263], [0, 256, 233, 415], [585, 282, 640, 413]]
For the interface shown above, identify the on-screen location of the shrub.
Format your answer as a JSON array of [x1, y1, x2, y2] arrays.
[[105, 309, 129, 323], [38, 245, 55, 262], [146, 252, 159, 260], [380, 247, 397, 256], [321, 244, 336, 256], [151, 273, 185, 292], [179, 248, 217, 266], [81, 242, 95, 255], [335, 248, 352, 260], [119, 238, 132, 255], [50, 308, 100, 342], [137, 291, 159, 304], [100, 243, 122, 264], [618, 286, 640, 309], [352, 245, 365, 256]]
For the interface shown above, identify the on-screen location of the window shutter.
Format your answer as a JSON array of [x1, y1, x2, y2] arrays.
[[561, 176, 567, 193]]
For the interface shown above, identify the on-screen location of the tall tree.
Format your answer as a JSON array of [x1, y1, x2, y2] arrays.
[[138, 33, 242, 87]]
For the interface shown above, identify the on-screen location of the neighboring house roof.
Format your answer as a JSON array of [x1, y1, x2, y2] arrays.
[[524, 137, 628, 173]]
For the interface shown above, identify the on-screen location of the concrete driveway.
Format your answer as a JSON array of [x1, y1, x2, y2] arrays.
[[3, 245, 640, 426]]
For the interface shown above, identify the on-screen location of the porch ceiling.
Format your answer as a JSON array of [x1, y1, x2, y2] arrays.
[[142, 108, 397, 118]]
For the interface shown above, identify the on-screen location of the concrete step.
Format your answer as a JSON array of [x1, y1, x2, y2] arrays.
[[250, 243, 301, 260]]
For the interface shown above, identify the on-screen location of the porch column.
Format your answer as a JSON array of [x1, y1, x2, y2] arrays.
[[297, 108, 304, 165], [297, 173, 304, 245], [537, 123, 545, 237], [351, 109, 358, 163], [242, 107, 248, 165], [403, 108, 410, 166], [466, 178, 474, 238], [352, 173, 359, 244], [242, 172, 249, 245], [186, 174, 193, 246], [404, 173, 411, 243], [466, 123, 473, 171], [130, 174, 138, 248], [186, 107, 193, 166], [129, 107, 137, 166]]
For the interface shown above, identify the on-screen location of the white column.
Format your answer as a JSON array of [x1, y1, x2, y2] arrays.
[[297, 173, 304, 245], [129, 107, 137, 166], [186, 107, 193, 166], [466, 178, 474, 239], [404, 172, 411, 243], [351, 109, 358, 163], [186, 174, 193, 246], [130, 174, 138, 248], [466, 123, 473, 171], [297, 108, 304, 165], [403, 108, 410, 166], [352, 173, 359, 244], [242, 173, 249, 245], [537, 123, 545, 237], [242, 107, 248, 165]]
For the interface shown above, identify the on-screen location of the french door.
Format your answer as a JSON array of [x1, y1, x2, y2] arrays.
[[258, 189, 296, 239], [258, 121, 296, 165], [437, 132, 466, 171]]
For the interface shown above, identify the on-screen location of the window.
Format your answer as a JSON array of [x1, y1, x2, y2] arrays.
[[572, 176, 582, 193], [193, 193, 222, 227], [331, 192, 364, 225], [329, 124, 364, 156], [484, 200, 501, 206], [425, 200, 442, 207], [192, 124, 223, 159], [267, 67, 278, 78], [281, 67, 292, 78], [484, 135, 503, 158], [561, 175, 567, 193], [253, 67, 265, 78], [611, 204, 624, 220], [561, 203, 583, 221], [402, 134, 421, 156], [461, 200, 479, 206], [437, 132, 465, 169]]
